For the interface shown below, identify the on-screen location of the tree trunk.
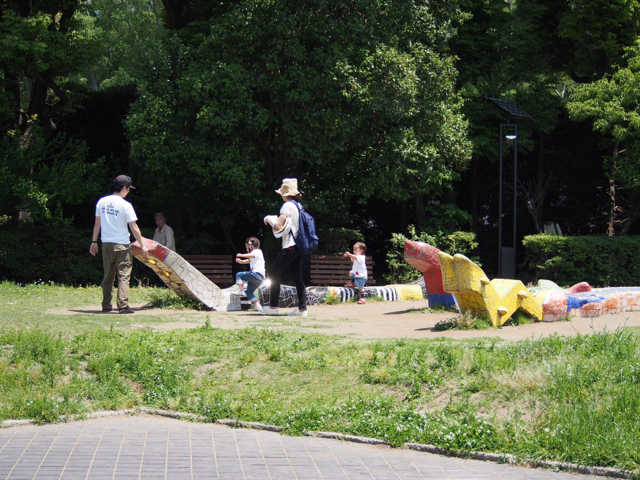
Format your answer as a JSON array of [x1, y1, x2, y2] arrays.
[[161, 0, 189, 29], [88, 64, 98, 91], [24, 77, 47, 134], [607, 142, 619, 236]]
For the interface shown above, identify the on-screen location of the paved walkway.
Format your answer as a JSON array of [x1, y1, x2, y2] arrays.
[[0, 414, 615, 480]]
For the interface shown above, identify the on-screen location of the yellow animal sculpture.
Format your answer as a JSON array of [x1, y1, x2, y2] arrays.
[[437, 252, 542, 327]]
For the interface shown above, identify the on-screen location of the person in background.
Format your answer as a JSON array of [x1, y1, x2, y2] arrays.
[[153, 212, 176, 251], [542, 220, 563, 236], [344, 241, 368, 304], [232, 236, 265, 312], [90, 175, 148, 314]]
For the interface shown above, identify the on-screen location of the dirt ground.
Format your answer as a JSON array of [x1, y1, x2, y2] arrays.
[[64, 299, 640, 341]]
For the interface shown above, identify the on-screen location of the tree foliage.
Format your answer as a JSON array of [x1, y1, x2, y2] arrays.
[[127, 0, 472, 247], [5, 0, 640, 282], [0, 126, 106, 225], [85, 0, 166, 90], [0, 1, 98, 138], [0, 0, 106, 225], [567, 44, 640, 234]]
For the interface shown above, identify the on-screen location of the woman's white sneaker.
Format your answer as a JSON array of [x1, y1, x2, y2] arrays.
[[287, 309, 308, 317], [262, 306, 279, 315]]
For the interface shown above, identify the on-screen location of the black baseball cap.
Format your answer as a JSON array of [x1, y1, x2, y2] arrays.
[[113, 175, 136, 189]]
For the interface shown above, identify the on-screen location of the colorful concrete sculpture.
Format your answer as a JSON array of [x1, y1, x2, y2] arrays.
[[402, 238, 640, 323], [438, 252, 542, 327], [131, 240, 227, 310], [403, 240, 455, 307], [133, 237, 640, 322], [532, 281, 640, 321], [131, 239, 426, 311]]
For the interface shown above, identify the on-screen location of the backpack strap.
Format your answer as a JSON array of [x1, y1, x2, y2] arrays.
[[287, 199, 303, 212]]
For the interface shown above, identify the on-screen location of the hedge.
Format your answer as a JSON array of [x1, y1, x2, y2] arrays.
[[522, 234, 640, 288], [0, 223, 102, 285]]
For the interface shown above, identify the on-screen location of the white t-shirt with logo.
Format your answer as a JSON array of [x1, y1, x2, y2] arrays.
[[249, 249, 266, 276], [280, 201, 299, 249], [95, 194, 137, 244]]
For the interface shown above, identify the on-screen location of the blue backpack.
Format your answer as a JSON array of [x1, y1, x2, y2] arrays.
[[289, 200, 319, 255]]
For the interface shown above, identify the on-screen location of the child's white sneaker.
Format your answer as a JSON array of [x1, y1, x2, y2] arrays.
[[231, 290, 245, 296], [287, 309, 308, 317], [262, 306, 279, 315]]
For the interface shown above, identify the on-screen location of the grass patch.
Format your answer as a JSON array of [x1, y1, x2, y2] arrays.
[[363, 295, 386, 302], [146, 289, 210, 310], [1, 283, 640, 472], [425, 303, 459, 313], [503, 311, 535, 326], [323, 291, 341, 305], [434, 310, 492, 330]]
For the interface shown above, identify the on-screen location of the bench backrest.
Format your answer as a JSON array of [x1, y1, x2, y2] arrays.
[[309, 255, 375, 286], [181, 254, 234, 286]]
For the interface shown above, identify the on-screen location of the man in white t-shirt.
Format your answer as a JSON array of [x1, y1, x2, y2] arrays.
[[262, 178, 307, 317], [89, 175, 148, 314]]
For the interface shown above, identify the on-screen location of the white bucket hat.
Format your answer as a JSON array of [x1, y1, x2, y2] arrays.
[[275, 178, 300, 197]]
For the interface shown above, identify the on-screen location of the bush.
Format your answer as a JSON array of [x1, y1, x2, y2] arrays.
[[0, 222, 102, 285], [522, 234, 640, 287], [385, 225, 479, 284]]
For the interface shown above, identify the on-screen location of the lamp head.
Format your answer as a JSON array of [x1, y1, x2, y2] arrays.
[[505, 134, 517, 146]]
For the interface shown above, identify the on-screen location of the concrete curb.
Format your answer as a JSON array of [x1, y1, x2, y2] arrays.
[[0, 409, 635, 479], [216, 418, 284, 432], [407, 443, 634, 479], [309, 431, 390, 446]]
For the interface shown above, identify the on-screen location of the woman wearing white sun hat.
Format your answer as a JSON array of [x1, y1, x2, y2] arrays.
[[262, 178, 308, 317]]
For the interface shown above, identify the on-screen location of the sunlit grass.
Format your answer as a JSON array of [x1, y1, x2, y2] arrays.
[[1, 282, 639, 472]]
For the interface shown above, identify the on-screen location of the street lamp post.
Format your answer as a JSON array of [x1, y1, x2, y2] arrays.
[[499, 123, 518, 278], [488, 98, 532, 279]]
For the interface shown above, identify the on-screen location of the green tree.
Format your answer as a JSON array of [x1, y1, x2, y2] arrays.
[[85, 0, 167, 91], [0, 126, 105, 225], [567, 44, 640, 235], [0, 1, 106, 224], [452, 0, 565, 234], [127, 0, 471, 249], [0, 1, 98, 138], [554, 0, 640, 82]]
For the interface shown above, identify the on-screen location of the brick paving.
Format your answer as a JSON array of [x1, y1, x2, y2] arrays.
[[0, 414, 615, 480]]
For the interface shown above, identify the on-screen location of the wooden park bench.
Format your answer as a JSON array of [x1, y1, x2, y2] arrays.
[[309, 255, 376, 286], [181, 255, 234, 286]]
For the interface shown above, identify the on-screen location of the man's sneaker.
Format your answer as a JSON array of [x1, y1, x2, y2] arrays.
[[102, 306, 113, 312], [262, 306, 279, 315], [287, 309, 308, 317], [230, 290, 245, 296], [251, 302, 264, 312], [119, 307, 135, 314], [357, 298, 366, 305], [344, 282, 357, 288]]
